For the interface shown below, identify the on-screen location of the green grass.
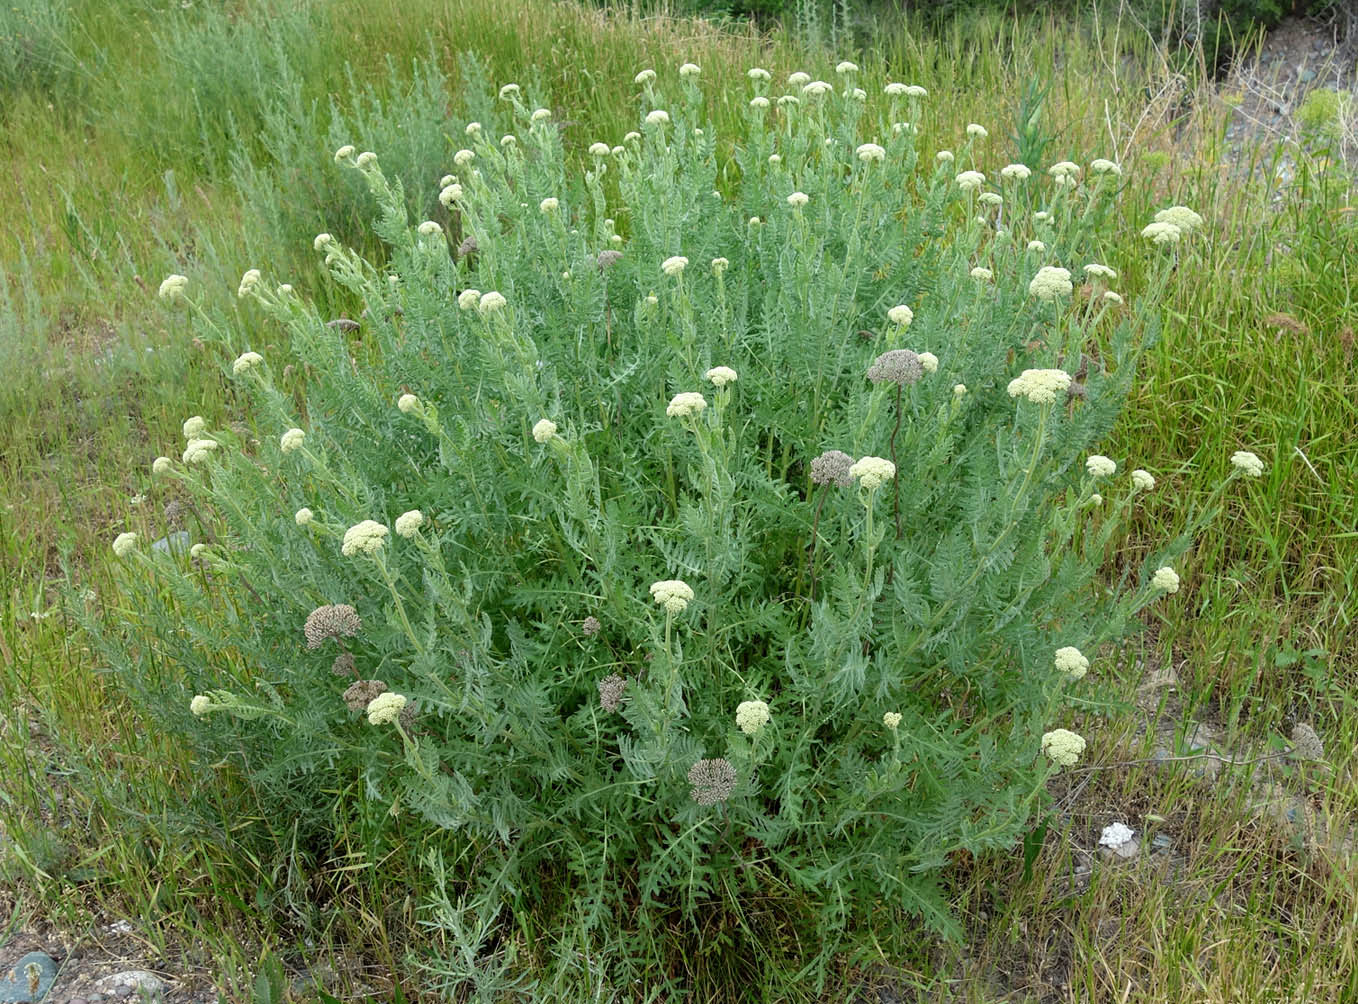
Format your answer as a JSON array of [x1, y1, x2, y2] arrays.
[[0, 0, 1353, 999]]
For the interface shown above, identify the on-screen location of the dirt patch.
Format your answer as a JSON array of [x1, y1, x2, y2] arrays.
[[1218, 10, 1358, 182]]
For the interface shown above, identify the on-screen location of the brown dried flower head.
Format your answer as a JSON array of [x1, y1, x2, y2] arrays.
[[687, 758, 737, 805], [457, 235, 479, 260], [305, 604, 362, 649], [810, 449, 854, 487], [867, 349, 923, 386], [597, 250, 623, 271], [343, 678, 386, 712], [1290, 722, 1325, 761], [597, 674, 627, 712], [164, 499, 187, 528], [582, 615, 602, 637], [398, 702, 418, 730], [331, 651, 357, 678]]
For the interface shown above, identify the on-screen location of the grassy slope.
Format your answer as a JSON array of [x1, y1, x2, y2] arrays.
[[0, 0, 1353, 999]]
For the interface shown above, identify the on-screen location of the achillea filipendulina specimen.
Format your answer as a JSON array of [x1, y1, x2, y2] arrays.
[[848, 456, 895, 490], [705, 366, 737, 387], [650, 579, 694, 614], [305, 604, 361, 649], [1155, 205, 1204, 231], [1054, 647, 1089, 679], [582, 615, 601, 637], [280, 428, 305, 454], [1006, 368, 1072, 405], [1041, 728, 1086, 767], [1152, 566, 1180, 593], [395, 510, 424, 537], [1230, 450, 1265, 477], [366, 691, 407, 725], [182, 438, 218, 464], [1029, 266, 1073, 301], [688, 758, 737, 805], [735, 700, 771, 735], [810, 450, 854, 487], [666, 392, 706, 418], [867, 349, 922, 386], [331, 652, 357, 678], [1131, 469, 1155, 491], [597, 674, 627, 712], [159, 274, 188, 300], [341, 520, 388, 557], [343, 679, 387, 712], [597, 250, 623, 271], [1086, 455, 1117, 478]]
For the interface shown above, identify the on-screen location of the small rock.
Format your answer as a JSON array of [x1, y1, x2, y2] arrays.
[[103, 921, 135, 937], [150, 531, 191, 555], [1099, 837, 1141, 860], [71, 997, 88, 1004], [93, 973, 162, 999], [0, 952, 57, 1003]]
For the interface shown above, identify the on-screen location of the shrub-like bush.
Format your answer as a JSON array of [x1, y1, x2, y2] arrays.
[[89, 63, 1220, 982]]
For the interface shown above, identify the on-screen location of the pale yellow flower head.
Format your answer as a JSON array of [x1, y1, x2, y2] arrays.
[[1041, 728, 1086, 768], [1230, 450, 1264, 477], [705, 366, 738, 388], [955, 170, 984, 191], [158, 274, 188, 301], [113, 532, 138, 558], [152, 456, 172, 475], [1007, 368, 1072, 405], [1054, 646, 1089, 680], [366, 691, 407, 725], [666, 392, 707, 418], [182, 438, 218, 464], [1131, 469, 1155, 491], [1086, 455, 1116, 478], [1141, 221, 1182, 245], [735, 699, 771, 735], [883, 711, 902, 729], [1152, 566, 1180, 593], [661, 255, 688, 277], [887, 304, 913, 327], [1029, 266, 1073, 301], [849, 456, 896, 491], [280, 428, 305, 454], [477, 291, 507, 315], [1155, 205, 1204, 231], [650, 579, 694, 614], [232, 351, 264, 375], [395, 510, 424, 538], [856, 143, 885, 163], [342, 520, 389, 558], [237, 269, 261, 298], [532, 418, 558, 443]]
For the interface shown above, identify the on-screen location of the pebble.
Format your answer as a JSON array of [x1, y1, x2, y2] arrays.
[[92, 973, 162, 1000]]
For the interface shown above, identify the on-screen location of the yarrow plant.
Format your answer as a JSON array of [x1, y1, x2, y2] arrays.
[[89, 62, 1241, 986]]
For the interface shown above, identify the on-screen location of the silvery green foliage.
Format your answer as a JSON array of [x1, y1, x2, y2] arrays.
[[89, 67, 1190, 965]]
